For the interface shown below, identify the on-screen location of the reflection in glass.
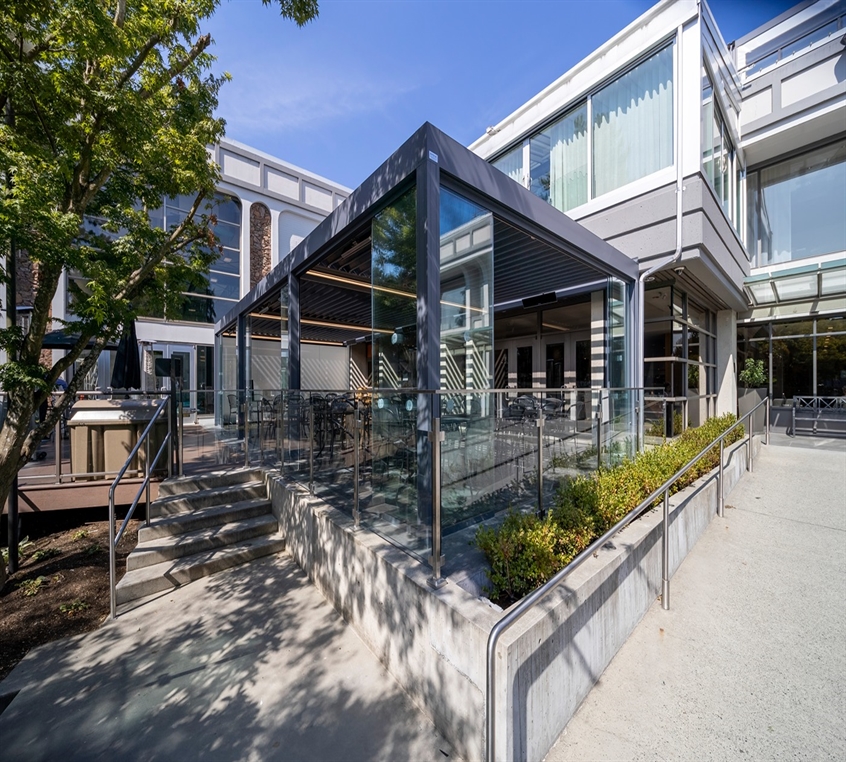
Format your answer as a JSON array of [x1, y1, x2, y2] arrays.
[[749, 141, 846, 267], [530, 105, 588, 212]]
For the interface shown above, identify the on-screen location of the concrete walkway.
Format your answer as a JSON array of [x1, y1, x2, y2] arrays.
[[545, 439, 846, 761], [0, 553, 456, 761]]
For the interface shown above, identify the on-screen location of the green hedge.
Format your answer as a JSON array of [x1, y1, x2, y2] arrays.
[[475, 414, 744, 606]]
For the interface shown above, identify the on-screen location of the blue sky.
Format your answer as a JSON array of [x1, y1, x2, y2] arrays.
[[203, 0, 796, 189]]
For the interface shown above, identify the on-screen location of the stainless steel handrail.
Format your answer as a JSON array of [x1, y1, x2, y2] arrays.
[[108, 397, 172, 619], [484, 396, 770, 762]]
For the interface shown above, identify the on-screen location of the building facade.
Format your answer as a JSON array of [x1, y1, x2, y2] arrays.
[[0, 138, 350, 414], [470, 0, 845, 431]]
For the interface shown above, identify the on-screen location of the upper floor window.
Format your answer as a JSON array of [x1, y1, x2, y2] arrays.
[[490, 43, 674, 213], [146, 193, 242, 323], [747, 141, 846, 268], [702, 67, 737, 226]]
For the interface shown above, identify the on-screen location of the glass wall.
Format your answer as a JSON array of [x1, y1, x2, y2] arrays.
[[702, 66, 737, 227], [643, 284, 716, 435], [738, 316, 846, 400], [747, 140, 846, 267], [369, 189, 427, 554], [439, 189, 494, 531], [490, 43, 674, 211], [592, 45, 674, 197]]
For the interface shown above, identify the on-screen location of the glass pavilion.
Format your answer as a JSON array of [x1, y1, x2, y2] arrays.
[[214, 124, 640, 568]]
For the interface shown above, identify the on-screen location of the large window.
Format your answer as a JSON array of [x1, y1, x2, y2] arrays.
[[152, 193, 242, 323], [490, 44, 674, 212], [738, 316, 846, 400], [592, 46, 674, 197], [702, 66, 738, 227], [643, 284, 716, 431], [746, 141, 846, 267]]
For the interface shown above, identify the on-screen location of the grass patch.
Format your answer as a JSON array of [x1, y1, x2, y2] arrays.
[[475, 414, 745, 606]]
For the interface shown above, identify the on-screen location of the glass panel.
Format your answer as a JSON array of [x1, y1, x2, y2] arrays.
[[439, 189, 493, 391], [370, 189, 429, 558], [196, 346, 214, 415], [748, 280, 777, 304], [644, 321, 684, 358], [772, 337, 814, 401], [175, 295, 236, 324], [530, 104, 588, 212], [214, 220, 240, 250], [517, 346, 533, 389], [492, 144, 524, 185], [772, 320, 813, 337], [817, 316, 846, 334], [592, 46, 673, 197], [644, 286, 671, 319], [608, 278, 627, 388], [816, 331, 846, 396], [821, 268, 846, 296], [773, 273, 818, 301], [753, 141, 846, 266]]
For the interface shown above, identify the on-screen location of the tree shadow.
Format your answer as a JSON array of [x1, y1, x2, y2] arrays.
[[0, 552, 454, 761]]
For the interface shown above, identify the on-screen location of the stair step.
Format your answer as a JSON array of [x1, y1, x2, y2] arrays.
[[138, 498, 272, 542], [157, 468, 264, 497], [150, 481, 267, 517], [127, 515, 279, 570], [115, 532, 286, 605]]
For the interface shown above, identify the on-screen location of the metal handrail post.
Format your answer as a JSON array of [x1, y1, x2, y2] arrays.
[[108, 491, 117, 620], [243, 401, 250, 467], [718, 438, 725, 518], [167, 394, 174, 479], [791, 399, 796, 438], [353, 404, 361, 530], [428, 413, 446, 589], [55, 418, 62, 484], [765, 396, 770, 446], [537, 406, 544, 515], [595, 401, 602, 470], [177, 385, 184, 477], [145, 434, 151, 527], [662, 488, 670, 610], [747, 410, 754, 473], [309, 401, 314, 493]]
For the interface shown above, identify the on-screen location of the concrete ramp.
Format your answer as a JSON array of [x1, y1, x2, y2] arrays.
[[545, 438, 846, 761], [0, 552, 456, 761]]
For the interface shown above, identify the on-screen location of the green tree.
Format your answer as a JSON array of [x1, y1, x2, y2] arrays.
[[0, 1, 318, 519]]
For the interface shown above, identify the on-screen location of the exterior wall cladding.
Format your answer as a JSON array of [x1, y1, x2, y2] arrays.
[[471, 0, 846, 413]]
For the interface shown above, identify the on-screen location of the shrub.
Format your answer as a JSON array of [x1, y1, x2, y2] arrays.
[[31, 547, 61, 563], [475, 414, 744, 605]]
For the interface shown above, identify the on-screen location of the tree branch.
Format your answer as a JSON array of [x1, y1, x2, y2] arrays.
[[138, 34, 211, 101]]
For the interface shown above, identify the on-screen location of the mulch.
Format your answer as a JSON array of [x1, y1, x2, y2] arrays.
[[0, 516, 139, 682]]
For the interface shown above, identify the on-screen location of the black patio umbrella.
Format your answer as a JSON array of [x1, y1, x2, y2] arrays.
[[110, 320, 142, 390]]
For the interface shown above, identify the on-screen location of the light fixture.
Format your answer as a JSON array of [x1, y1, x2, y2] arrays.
[[673, 266, 686, 275]]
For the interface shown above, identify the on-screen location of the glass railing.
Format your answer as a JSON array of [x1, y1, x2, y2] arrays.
[[196, 387, 657, 567]]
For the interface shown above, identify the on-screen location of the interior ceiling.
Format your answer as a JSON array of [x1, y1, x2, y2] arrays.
[[263, 214, 614, 345], [492, 219, 604, 306]]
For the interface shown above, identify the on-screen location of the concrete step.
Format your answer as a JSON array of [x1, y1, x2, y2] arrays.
[[127, 514, 279, 571], [150, 481, 267, 518], [157, 468, 264, 497], [138, 498, 272, 542], [115, 532, 286, 605]]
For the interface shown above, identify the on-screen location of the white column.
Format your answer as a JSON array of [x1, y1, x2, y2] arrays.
[[716, 309, 737, 416], [240, 199, 252, 299]]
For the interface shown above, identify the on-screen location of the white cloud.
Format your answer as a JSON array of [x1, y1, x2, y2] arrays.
[[216, 62, 418, 135]]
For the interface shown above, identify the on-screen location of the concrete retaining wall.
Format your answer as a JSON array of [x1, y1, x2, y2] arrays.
[[267, 435, 760, 762]]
